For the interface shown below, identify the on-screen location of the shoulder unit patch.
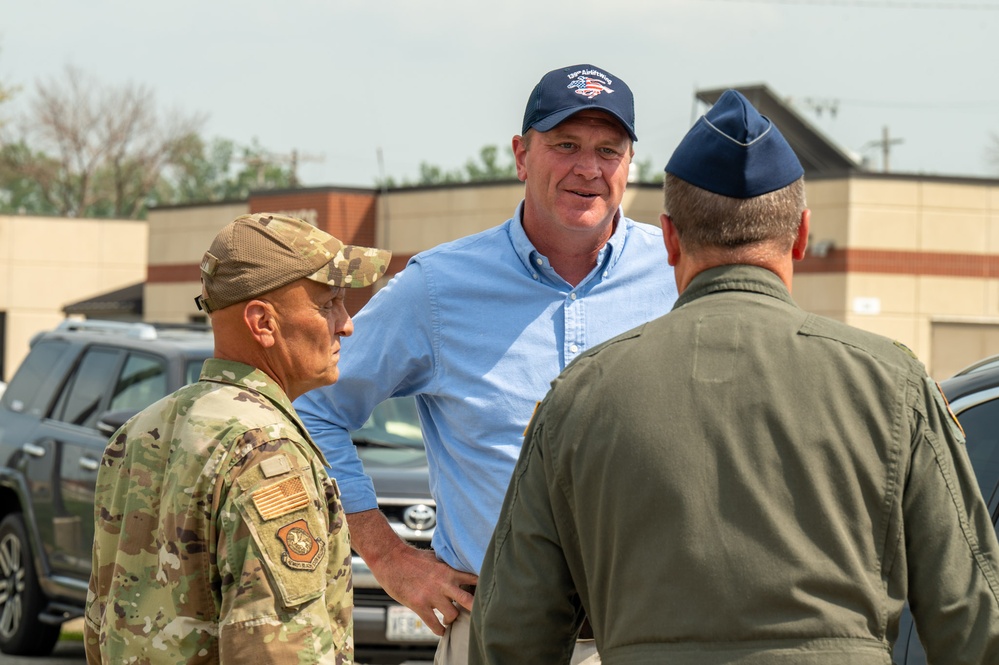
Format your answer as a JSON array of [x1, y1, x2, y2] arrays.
[[893, 340, 919, 360], [276, 519, 325, 571]]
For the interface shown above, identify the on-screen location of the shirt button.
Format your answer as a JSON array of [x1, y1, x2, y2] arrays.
[[532, 274, 539, 280], [535, 258, 543, 266], [570, 293, 577, 301], [569, 344, 579, 353]]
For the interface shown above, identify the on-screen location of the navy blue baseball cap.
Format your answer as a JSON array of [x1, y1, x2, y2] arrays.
[[522, 64, 637, 141], [665, 89, 803, 198]]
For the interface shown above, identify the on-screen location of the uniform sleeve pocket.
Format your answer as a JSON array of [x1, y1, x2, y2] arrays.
[[234, 470, 329, 608], [322, 475, 345, 536]]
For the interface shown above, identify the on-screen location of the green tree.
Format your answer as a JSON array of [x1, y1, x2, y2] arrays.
[[379, 144, 519, 188], [416, 161, 465, 185], [0, 65, 205, 218], [0, 66, 298, 217], [0, 141, 60, 215], [153, 136, 296, 206], [464, 145, 517, 181], [227, 139, 298, 195], [155, 133, 236, 204], [632, 156, 664, 184], [0, 79, 13, 123], [383, 144, 670, 187]]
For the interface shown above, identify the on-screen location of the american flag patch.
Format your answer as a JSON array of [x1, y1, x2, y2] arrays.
[[252, 477, 310, 520]]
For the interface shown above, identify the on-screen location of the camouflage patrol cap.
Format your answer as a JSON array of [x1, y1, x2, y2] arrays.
[[195, 213, 392, 314]]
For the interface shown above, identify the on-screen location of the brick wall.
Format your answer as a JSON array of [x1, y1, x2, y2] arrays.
[[798, 249, 999, 278], [252, 190, 382, 314]]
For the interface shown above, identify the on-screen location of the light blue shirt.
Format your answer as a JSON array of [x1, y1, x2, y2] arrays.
[[295, 204, 678, 574]]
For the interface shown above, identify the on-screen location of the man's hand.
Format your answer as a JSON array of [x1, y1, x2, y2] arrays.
[[347, 509, 478, 636]]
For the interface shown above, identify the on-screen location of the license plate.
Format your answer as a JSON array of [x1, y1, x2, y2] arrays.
[[386, 605, 440, 642]]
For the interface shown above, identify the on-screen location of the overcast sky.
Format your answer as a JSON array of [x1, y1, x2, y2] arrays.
[[3, 0, 998, 188]]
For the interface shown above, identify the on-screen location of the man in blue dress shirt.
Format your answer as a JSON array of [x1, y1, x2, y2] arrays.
[[295, 63, 678, 665]]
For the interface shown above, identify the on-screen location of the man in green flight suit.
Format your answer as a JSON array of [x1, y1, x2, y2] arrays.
[[84, 213, 390, 664], [469, 91, 999, 664]]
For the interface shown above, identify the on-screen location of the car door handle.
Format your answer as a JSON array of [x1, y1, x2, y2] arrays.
[[79, 457, 100, 472], [22, 443, 46, 458]]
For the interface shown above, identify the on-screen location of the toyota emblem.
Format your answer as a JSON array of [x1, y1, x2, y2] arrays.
[[403, 504, 437, 531]]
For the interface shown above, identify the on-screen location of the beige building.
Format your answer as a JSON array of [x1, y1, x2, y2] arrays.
[[7, 84, 997, 383], [144, 201, 249, 323], [0, 214, 148, 380], [796, 174, 999, 380], [144, 170, 999, 381]]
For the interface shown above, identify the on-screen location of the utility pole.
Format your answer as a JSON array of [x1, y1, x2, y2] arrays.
[[865, 126, 904, 173], [287, 150, 325, 187], [377, 146, 390, 250], [240, 150, 325, 188]]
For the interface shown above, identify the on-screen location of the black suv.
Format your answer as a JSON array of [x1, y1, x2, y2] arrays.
[[0, 320, 213, 655], [0, 320, 437, 662]]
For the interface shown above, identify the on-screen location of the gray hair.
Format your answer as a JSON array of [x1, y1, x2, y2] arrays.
[[663, 174, 807, 255]]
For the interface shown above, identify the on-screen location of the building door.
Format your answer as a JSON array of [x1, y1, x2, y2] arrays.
[[931, 322, 999, 380]]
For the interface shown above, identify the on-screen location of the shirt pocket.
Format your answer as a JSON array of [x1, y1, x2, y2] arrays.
[[234, 469, 329, 608]]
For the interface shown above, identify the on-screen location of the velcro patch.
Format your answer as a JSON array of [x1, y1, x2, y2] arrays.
[[893, 340, 919, 360], [200, 252, 219, 277], [930, 379, 965, 441], [259, 455, 292, 478], [252, 477, 310, 521]]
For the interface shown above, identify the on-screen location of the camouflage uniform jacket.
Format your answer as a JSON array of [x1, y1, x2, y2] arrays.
[[84, 358, 353, 664]]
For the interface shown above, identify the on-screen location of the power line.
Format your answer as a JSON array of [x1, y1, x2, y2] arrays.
[[789, 94, 999, 113], [704, 0, 999, 9], [835, 98, 999, 110]]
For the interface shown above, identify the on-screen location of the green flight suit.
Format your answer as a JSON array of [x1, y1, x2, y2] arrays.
[[471, 264, 999, 665]]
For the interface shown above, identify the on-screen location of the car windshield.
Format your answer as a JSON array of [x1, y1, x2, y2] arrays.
[[353, 397, 424, 449], [952, 355, 999, 378], [954, 398, 999, 511]]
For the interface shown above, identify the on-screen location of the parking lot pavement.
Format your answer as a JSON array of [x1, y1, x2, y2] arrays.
[[2, 621, 432, 665], [3, 647, 431, 665], [1, 619, 433, 665], [2, 639, 86, 665]]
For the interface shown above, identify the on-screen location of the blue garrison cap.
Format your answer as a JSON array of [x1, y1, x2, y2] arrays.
[[522, 64, 637, 141], [665, 89, 803, 198]]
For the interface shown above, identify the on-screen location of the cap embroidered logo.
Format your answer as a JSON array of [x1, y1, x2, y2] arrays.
[[568, 77, 614, 99]]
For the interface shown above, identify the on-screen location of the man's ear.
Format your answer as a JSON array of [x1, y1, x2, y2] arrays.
[[792, 209, 811, 261], [244, 300, 277, 348], [512, 134, 529, 182], [662, 213, 682, 267]]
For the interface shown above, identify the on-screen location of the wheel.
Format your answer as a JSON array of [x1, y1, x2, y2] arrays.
[[0, 513, 61, 656]]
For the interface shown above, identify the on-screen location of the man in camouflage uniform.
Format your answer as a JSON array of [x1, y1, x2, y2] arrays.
[[84, 213, 391, 664]]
